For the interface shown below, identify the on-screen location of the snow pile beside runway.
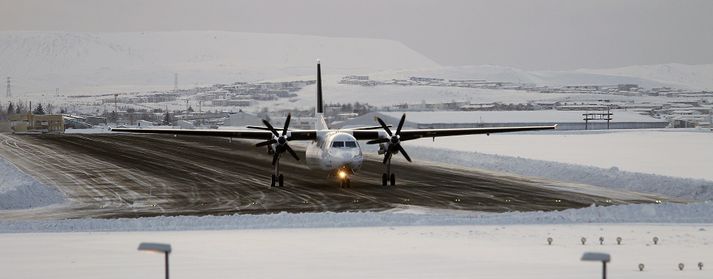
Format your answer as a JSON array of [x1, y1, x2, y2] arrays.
[[1, 202, 711, 233], [0, 157, 65, 210], [1, 223, 711, 279], [407, 145, 713, 202]]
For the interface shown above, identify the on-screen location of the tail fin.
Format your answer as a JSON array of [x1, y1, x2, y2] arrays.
[[316, 60, 323, 114]]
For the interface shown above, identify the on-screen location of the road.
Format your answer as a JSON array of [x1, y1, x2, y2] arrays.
[[0, 133, 657, 219]]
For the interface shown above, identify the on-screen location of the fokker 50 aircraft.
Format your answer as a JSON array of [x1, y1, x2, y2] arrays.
[[112, 61, 556, 188]]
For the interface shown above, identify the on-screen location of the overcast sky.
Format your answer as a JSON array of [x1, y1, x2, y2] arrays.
[[1, 0, 712, 70]]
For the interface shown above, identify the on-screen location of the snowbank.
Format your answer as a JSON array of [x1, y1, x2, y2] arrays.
[[409, 130, 713, 181], [0, 202, 711, 233], [0, 156, 65, 210], [406, 145, 713, 202]]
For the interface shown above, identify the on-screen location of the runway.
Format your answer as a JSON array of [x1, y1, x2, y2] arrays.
[[0, 133, 657, 219]]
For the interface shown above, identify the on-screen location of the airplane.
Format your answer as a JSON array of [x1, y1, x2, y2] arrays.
[[111, 61, 556, 188]]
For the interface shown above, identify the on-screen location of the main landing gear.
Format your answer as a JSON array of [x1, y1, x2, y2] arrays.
[[271, 155, 285, 188], [381, 155, 396, 186]]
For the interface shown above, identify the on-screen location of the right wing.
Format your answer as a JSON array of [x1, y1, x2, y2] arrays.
[[351, 125, 556, 141]]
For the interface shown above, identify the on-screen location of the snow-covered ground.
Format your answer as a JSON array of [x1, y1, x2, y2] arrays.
[[0, 206, 711, 279], [577, 63, 713, 91], [408, 129, 713, 181], [0, 155, 65, 210]]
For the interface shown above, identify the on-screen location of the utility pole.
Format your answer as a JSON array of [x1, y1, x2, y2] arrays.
[[174, 73, 178, 91], [6, 77, 11, 98], [114, 93, 118, 124]]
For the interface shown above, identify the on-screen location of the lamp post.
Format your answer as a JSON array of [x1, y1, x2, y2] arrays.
[[138, 242, 172, 279], [581, 252, 611, 279]]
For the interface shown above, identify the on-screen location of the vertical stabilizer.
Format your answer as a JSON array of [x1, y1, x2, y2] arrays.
[[317, 60, 323, 114], [314, 60, 328, 130]]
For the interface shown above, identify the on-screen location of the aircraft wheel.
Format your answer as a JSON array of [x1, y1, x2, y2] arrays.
[[278, 174, 284, 187], [382, 174, 388, 186], [271, 175, 276, 188], [390, 173, 396, 186], [346, 179, 351, 188]]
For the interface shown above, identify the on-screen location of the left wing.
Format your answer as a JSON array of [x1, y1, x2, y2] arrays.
[[110, 127, 319, 141], [352, 125, 556, 141]]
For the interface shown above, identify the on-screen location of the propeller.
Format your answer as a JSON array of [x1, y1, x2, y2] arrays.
[[250, 113, 300, 165], [367, 113, 412, 164]]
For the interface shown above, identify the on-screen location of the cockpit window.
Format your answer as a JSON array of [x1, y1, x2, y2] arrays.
[[331, 141, 357, 148]]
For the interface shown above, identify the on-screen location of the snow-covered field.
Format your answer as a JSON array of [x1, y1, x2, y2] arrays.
[[0, 218, 711, 279], [409, 129, 713, 181]]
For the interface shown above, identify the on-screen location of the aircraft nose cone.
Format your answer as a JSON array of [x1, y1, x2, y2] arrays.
[[335, 151, 360, 166]]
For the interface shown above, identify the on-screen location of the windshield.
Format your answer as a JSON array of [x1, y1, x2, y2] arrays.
[[332, 141, 358, 148]]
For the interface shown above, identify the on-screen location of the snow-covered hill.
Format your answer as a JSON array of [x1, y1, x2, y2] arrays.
[[576, 63, 713, 90], [366, 64, 694, 89], [1, 31, 709, 96], [0, 31, 438, 95]]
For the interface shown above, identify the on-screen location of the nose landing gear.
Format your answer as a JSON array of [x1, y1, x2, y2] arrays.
[[340, 178, 351, 188], [337, 169, 351, 188]]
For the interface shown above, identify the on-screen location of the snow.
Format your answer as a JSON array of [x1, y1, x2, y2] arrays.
[[0, 31, 437, 95], [366, 64, 689, 89], [577, 63, 713, 91], [408, 129, 713, 181], [0, 206, 712, 278], [0, 202, 710, 233], [0, 155, 66, 210], [402, 130, 713, 201]]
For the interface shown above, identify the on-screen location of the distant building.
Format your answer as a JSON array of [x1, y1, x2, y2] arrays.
[[10, 113, 65, 133], [409, 77, 445, 83], [224, 111, 263, 127]]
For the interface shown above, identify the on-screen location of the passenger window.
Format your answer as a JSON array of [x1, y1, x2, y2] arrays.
[[345, 141, 357, 148], [332, 141, 344, 148]]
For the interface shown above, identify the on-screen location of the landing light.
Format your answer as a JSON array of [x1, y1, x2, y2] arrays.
[[338, 170, 347, 179]]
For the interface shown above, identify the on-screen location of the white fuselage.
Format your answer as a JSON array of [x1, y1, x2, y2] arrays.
[[304, 131, 364, 176]]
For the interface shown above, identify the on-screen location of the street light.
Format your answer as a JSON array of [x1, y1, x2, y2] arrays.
[[138, 242, 172, 279], [581, 252, 611, 279]]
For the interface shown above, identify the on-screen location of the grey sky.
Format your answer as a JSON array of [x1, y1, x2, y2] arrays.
[[1, 0, 712, 70]]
